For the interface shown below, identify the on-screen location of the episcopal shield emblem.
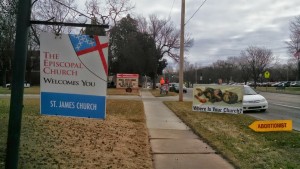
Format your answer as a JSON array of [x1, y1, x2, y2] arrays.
[[69, 34, 108, 82]]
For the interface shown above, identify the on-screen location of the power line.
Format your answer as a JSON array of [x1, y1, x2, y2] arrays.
[[168, 0, 176, 19], [52, 0, 100, 24], [185, 0, 207, 25]]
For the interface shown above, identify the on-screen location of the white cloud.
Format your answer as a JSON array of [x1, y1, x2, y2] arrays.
[[130, 0, 300, 66]]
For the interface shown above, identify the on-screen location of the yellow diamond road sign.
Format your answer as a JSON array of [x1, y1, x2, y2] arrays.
[[249, 120, 292, 132], [264, 71, 270, 79]]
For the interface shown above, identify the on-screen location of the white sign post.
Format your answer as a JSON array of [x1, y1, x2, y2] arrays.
[[40, 33, 108, 119]]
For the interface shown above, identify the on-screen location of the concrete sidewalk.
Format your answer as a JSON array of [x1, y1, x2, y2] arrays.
[[141, 90, 234, 169]]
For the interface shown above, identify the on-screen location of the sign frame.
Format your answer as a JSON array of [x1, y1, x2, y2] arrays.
[[40, 33, 108, 119]]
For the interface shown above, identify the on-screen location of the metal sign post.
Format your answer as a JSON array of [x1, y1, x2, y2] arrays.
[[264, 71, 270, 92], [5, 0, 32, 168]]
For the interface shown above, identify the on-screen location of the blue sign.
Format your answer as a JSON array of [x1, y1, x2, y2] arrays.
[[41, 92, 106, 119]]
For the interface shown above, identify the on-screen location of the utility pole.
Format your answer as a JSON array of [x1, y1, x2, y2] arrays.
[[179, 0, 185, 101], [298, 58, 300, 80], [195, 64, 197, 84]]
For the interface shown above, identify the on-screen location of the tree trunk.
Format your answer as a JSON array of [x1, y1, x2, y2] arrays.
[[151, 75, 156, 89], [1, 67, 7, 88], [26, 69, 32, 84], [297, 58, 300, 81]]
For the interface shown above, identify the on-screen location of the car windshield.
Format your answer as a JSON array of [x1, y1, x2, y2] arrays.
[[244, 86, 257, 95], [173, 83, 186, 88]]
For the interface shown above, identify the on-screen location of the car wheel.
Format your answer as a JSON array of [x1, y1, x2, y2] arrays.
[[260, 109, 266, 112]]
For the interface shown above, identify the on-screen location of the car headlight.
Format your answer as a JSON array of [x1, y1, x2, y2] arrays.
[[260, 98, 266, 102]]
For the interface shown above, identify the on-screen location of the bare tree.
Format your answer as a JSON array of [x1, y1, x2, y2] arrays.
[[149, 15, 193, 62], [29, 0, 82, 50], [286, 16, 300, 55], [0, 0, 17, 86], [287, 58, 298, 79], [286, 16, 300, 80], [85, 0, 134, 26], [85, 0, 108, 25], [135, 15, 193, 87], [32, 0, 80, 36], [236, 56, 252, 84], [212, 60, 235, 84], [183, 61, 193, 84], [108, 0, 134, 26], [136, 15, 148, 33], [240, 46, 274, 88]]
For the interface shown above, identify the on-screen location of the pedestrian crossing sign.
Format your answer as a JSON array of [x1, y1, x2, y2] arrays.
[[264, 71, 270, 79]]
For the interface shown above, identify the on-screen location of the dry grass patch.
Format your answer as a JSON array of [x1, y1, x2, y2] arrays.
[[164, 101, 300, 169], [107, 88, 140, 96], [0, 99, 153, 169], [149, 89, 178, 97], [23, 86, 41, 94]]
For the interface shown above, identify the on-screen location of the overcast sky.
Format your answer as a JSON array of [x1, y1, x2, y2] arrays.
[[130, 0, 300, 67]]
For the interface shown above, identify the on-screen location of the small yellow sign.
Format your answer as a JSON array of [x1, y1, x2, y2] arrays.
[[249, 120, 292, 132], [264, 71, 270, 79]]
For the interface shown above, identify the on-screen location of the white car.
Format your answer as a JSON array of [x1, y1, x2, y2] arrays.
[[6, 81, 31, 88], [243, 85, 268, 112], [170, 83, 187, 93], [156, 83, 161, 88]]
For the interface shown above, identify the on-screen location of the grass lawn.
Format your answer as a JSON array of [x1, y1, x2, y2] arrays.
[[0, 86, 40, 95], [164, 101, 300, 169], [256, 87, 300, 94], [0, 99, 153, 169], [1, 87, 141, 96]]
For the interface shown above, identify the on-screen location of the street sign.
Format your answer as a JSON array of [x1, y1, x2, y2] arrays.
[[249, 120, 292, 132], [264, 71, 270, 79]]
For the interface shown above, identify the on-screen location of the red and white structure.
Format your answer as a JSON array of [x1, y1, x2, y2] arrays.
[[116, 73, 139, 88]]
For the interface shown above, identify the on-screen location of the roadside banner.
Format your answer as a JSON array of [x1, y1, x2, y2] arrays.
[[40, 32, 108, 119], [249, 120, 292, 132], [192, 84, 244, 114]]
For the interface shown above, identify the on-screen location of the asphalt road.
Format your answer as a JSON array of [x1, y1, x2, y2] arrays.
[[246, 92, 300, 131], [185, 88, 300, 131]]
